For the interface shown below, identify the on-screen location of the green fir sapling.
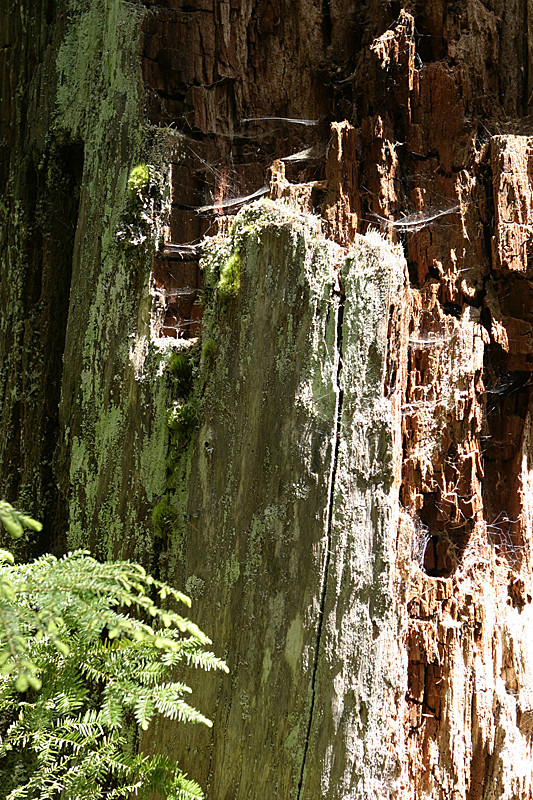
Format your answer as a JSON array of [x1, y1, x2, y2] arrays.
[[0, 504, 228, 800]]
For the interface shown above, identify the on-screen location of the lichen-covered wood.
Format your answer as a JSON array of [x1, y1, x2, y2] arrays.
[[4, 2, 533, 799]]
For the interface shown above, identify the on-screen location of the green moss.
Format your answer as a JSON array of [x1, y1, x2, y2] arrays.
[[162, 351, 200, 485], [152, 499, 179, 539], [167, 400, 199, 448], [201, 338, 217, 369], [168, 351, 193, 397], [127, 163, 150, 198], [146, 342, 204, 574], [217, 251, 242, 302]]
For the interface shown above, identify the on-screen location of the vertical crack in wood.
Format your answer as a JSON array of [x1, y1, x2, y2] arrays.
[[297, 280, 345, 800]]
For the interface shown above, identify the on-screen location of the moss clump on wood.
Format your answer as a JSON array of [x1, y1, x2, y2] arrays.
[[167, 400, 199, 448], [168, 351, 194, 397], [217, 251, 242, 302], [201, 338, 217, 369], [152, 498, 179, 539], [127, 163, 150, 198], [167, 400, 198, 437]]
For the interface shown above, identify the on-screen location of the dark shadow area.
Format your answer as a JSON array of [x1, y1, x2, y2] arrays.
[[2, 136, 84, 559]]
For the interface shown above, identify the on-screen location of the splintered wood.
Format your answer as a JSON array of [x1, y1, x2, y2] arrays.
[[139, 2, 533, 798]]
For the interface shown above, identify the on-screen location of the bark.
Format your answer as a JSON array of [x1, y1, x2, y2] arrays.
[[3, 1, 533, 799]]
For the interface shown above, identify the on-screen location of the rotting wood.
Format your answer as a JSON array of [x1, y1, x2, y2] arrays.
[[4, 1, 533, 798], [143, 3, 533, 796]]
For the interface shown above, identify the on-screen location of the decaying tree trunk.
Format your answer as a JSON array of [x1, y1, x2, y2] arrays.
[[3, 1, 533, 798]]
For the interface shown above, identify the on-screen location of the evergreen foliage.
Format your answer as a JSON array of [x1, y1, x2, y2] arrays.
[[0, 502, 42, 540], [0, 508, 228, 800]]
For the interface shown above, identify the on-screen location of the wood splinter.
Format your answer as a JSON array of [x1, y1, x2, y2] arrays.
[[159, 242, 203, 260]]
